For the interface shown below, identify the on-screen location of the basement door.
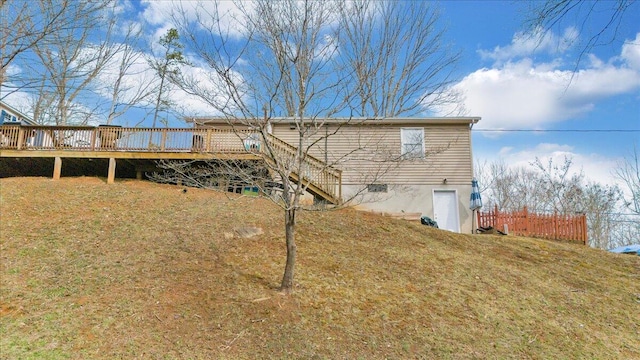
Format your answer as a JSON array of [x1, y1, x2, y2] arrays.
[[432, 190, 460, 232]]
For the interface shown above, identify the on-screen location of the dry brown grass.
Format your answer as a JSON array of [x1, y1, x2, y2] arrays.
[[1, 177, 639, 359]]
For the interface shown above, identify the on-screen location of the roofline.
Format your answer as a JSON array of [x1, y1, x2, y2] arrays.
[[0, 100, 36, 125], [188, 116, 481, 126]]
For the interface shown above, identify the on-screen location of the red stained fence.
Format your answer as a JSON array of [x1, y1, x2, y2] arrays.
[[477, 205, 588, 245]]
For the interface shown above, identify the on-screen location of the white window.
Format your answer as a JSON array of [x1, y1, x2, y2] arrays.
[[401, 128, 424, 159]]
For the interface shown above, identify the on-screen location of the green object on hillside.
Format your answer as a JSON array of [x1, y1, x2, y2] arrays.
[[242, 186, 259, 196]]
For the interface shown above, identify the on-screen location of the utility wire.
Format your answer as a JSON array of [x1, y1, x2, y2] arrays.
[[474, 129, 640, 132]]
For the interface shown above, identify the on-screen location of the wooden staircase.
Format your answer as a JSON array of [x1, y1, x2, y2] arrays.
[[261, 133, 342, 205]]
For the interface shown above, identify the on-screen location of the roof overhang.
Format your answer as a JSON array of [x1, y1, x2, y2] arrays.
[[188, 116, 481, 126]]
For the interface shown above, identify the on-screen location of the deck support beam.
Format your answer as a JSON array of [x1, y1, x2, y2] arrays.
[[107, 158, 116, 184], [53, 157, 62, 180]]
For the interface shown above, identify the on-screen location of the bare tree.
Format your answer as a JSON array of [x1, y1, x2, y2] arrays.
[[612, 145, 640, 247], [474, 160, 545, 211], [476, 156, 627, 248], [148, 28, 188, 130], [1, 0, 76, 88], [336, 0, 461, 117], [531, 156, 585, 214], [580, 183, 624, 249], [102, 26, 156, 125], [3, 1, 156, 126], [168, 0, 460, 292], [18, 0, 117, 125], [614, 145, 640, 215]]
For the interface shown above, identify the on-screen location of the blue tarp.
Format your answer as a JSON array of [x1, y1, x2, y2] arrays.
[[609, 244, 640, 255]]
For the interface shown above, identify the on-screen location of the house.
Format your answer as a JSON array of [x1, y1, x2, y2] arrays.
[[191, 117, 480, 234], [0, 101, 41, 148], [0, 101, 37, 125]]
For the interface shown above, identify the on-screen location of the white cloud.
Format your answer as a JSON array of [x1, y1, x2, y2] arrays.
[[167, 63, 229, 117], [621, 33, 640, 70], [436, 31, 640, 130], [140, 0, 250, 38], [0, 86, 34, 117], [478, 27, 578, 64], [140, 0, 174, 26], [3, 63, 22, 77], [481, 143, 622, 187], [91, 45, 156, 102]]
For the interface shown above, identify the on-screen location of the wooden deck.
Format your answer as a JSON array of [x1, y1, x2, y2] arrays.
[[0, 125, 342, 204]]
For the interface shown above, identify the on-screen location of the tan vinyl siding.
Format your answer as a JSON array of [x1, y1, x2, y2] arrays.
[[272, 123, 473, 186]]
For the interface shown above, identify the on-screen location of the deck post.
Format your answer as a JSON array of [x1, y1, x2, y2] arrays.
[[17, 128, 24, 150], [161, 129, 167, 151], [136, 170, 143, 180], [53, 156, 62, 180], [107, 158, 116, 184], [205, 129, 212, 152], [90, 129, 97, 150]]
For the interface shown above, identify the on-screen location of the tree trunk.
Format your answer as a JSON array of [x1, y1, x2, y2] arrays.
[[280, 208, 297, 293]]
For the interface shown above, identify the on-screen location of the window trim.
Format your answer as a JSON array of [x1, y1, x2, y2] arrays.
[[400, 128, 425, 159]]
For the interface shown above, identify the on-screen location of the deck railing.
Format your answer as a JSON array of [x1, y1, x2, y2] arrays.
[[263, 133, 342, 202], [0, 125, 342, 203], [477, 205, 588, 244], [0, 125, 258, 152]]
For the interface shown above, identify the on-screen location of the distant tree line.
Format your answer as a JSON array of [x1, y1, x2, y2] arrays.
[[476, 150, 640, 249]]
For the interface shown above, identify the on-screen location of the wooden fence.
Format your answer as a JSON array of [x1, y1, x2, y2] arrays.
[[477, 205, 588, 244]]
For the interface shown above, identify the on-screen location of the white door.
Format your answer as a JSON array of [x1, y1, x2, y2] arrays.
[[433, 190, 460, 232]]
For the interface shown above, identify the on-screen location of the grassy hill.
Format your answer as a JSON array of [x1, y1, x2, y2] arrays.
[[1, 177, 638, 359]]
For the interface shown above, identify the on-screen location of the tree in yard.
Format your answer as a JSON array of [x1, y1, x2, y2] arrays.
[[164, 0, 460, 293], [336, 0, 461, 117], [3, 0, 158, 126], [1, 0, 78, 89], [530, 156, 585, 214], [102, 25, 156, 126], [12, 0, 118, 125], [148, 28, 187, 131]]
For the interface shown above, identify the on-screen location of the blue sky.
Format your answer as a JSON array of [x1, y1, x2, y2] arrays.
[[2, 0, 639, 188], [436, 1, 640, 186], [136, 0, 639, 188]]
